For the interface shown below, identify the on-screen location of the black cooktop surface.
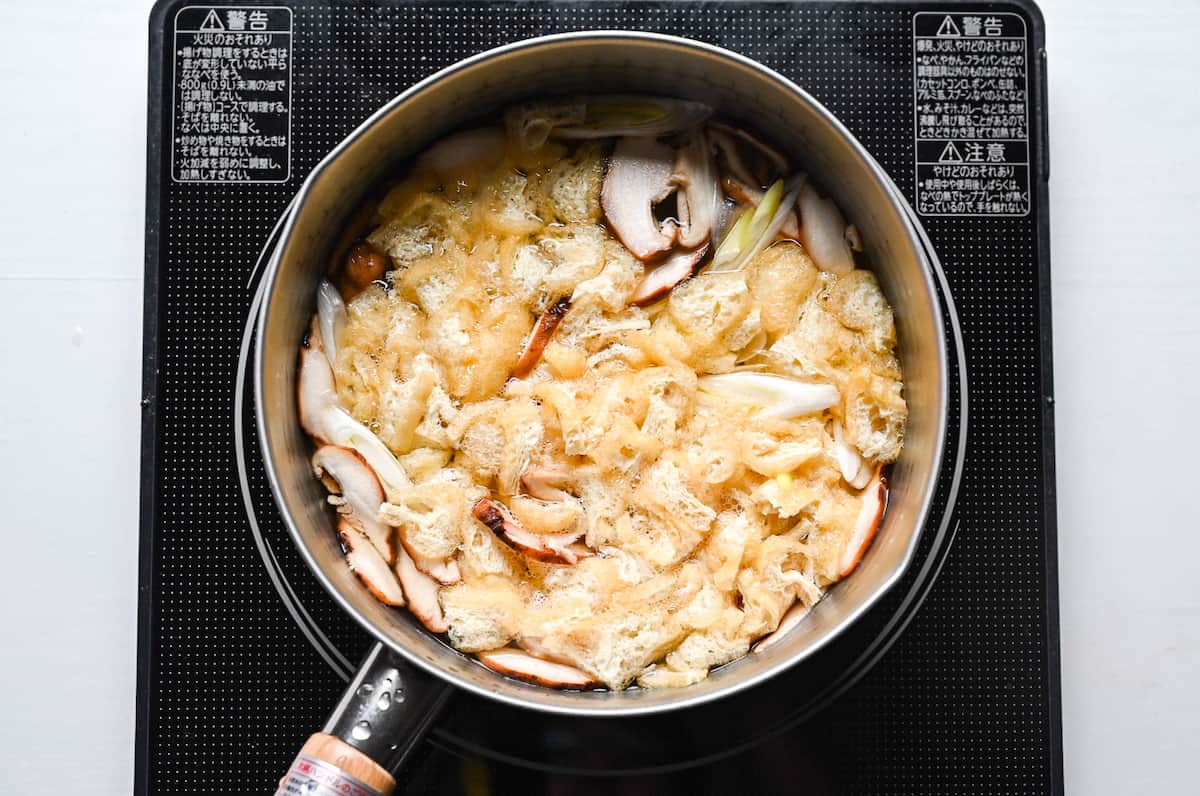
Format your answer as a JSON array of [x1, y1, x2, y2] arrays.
[[139, 1, 1058, 793]]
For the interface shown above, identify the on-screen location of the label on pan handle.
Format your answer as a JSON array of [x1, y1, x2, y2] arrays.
[[275, 753, 386, 796]]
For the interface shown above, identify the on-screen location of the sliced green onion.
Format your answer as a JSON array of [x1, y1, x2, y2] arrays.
[[708, 179, 785, 273], [698, 372, 840, 419], [707, 176, 805, 275], [584, 98, 670, 127], [711, 208, 753, 270], [747, 179, 784, 243], [552, 96, 712, 140]]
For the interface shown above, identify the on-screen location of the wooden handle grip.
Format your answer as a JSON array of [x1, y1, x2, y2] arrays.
[[278, 643, 452, 791], [275, 733, 396, 796]]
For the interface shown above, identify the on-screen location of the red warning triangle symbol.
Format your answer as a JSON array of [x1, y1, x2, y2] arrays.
[[936, 16, 961, 37], [199, 10, 225, 31], [938, 141, 964, 163]]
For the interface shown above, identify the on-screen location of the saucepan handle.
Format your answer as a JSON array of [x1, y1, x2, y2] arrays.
[[275, 643, 452, 795]]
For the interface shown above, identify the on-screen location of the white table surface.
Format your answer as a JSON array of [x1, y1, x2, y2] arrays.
[[1, 0, 1196, 792]]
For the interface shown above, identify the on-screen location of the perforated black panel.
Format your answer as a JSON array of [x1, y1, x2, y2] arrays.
[[139, 2, 1058, 793]]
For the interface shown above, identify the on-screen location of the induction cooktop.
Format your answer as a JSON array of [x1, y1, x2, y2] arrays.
[[138, 2, 1058, 793]]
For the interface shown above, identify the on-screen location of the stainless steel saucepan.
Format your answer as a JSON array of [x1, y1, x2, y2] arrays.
[[257, 31, 948, 794]]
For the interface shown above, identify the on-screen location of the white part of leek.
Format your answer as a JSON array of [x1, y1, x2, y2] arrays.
[[798, 182, 856, 274], [753, 600, 812, 653], [416, 127, 506, 182], [698, 372, 840, 419], [322, 410, 412, 498], [832, 420, 872, 489], [316, 279, 347, 367], [300, 317, 411, 497]]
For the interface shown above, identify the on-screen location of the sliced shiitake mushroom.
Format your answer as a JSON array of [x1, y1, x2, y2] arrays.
[[476, 648, 597, 688], [721, 174, 760, 205], [312, 445, 394, 562], [628, 243, 709, 306], [520, 467, 576, 503], [838, 467, 887, 578], [709, 120, 790, 187], [672, 129, 720, 249], [396, 535, 461, 586], [601, 137, 678, 261], [471, 496, 590, 565], [512, 298, 571, 379], [394, 546, 448, 633], [338, 518, 405, 606]]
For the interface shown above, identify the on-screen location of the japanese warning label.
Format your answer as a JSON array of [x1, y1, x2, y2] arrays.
[[171, 7, 292, 183], [912, 12, 1030, 217]]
